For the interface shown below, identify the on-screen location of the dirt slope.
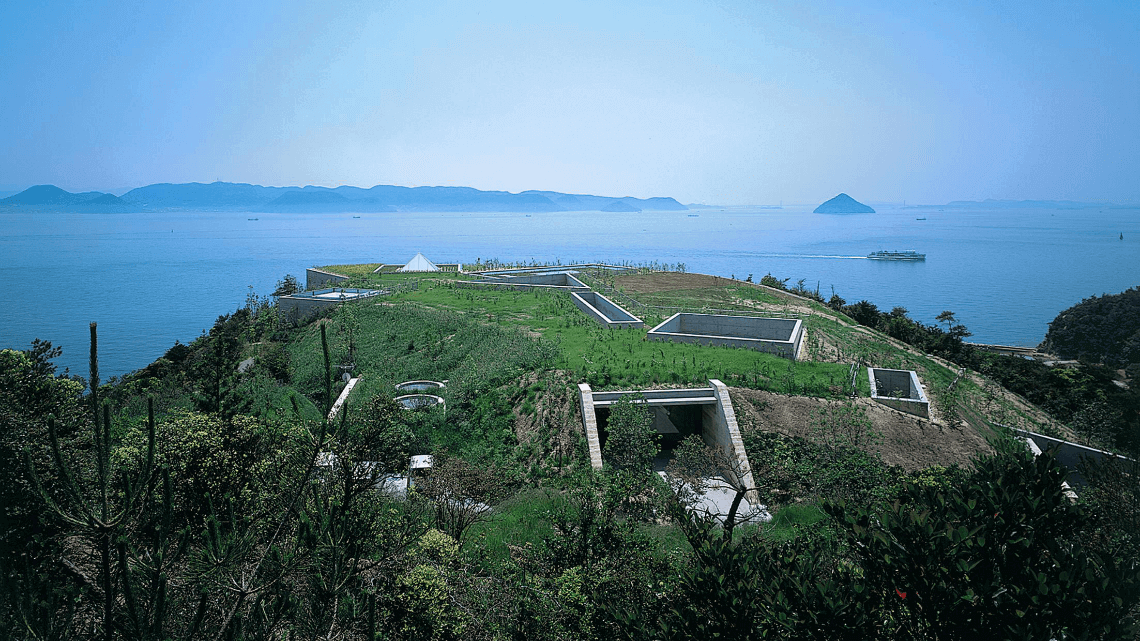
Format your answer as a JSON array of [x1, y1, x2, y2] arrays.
[[730, 388, 992, 471]]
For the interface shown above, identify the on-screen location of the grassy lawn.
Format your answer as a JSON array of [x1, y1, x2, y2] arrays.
[[758, 503, 829, 543], [466, 487, 565, 568], [316, 263, 385, 278], [633, 284, 786, 311], [291, 264, 1049, 452], [394, 281, 854, 395]]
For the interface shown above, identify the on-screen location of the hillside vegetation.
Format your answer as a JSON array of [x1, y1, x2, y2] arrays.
[[2, 265, 1138, 639], [1043, 286, 1140, 369]]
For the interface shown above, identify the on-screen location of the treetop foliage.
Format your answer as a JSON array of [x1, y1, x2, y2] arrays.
[[1043, 286, 1140, 367]]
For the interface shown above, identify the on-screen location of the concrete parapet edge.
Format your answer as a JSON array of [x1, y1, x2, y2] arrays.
[[454, 280, 590, 294], [867, 368, 930, 419], [328, 376, 360, 422], [570, 291, 644, 328], [647, 313, 803, 359], [579, 383, 604, 470], [307, 268, 350, 289], [707, 380, 759, 504], [1014, 427, 1132, 489]]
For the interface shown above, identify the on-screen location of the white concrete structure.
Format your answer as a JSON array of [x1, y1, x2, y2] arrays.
[[327, 377, 361, 421], [398, 253, 440, 272], [396, 380, 447, 393], [458, 271, 590, 293], [306, 268, 350, 289], [1015, 427, 1132, 489], [578, 379, 759, 504], [396, 394, 445, 412], [647, 313, 804, 359], [867, 368, 930, 418], [571, 291, 644, 328], [278, 288, 384, 323]]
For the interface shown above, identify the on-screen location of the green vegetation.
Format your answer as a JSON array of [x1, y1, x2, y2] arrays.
[[4, 264, 1140, 639], [317, 263, 385, 277], [1043, 286, 1140, 368], [757, 269, 1138, 454], [397, 281, 853, 395]]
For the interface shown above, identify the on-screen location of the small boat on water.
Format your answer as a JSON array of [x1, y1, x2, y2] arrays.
[[915, 217, 926, 220], [868, 250, 925, 261], [247, 218, 258, 221]]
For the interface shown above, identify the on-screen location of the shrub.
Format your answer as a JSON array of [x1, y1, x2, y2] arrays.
[[601, 395, 656, 473]]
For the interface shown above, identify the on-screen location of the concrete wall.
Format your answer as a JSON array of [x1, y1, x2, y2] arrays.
[[647, 313, 803, 359], [278, 296, 341, 323], [705, 380, 759, 503], [591, 388, 717, 406], [328, 377, 361, 421], [1016, 428, 1132, 488], [454, 280, 590, 294], [396, 394, 445, 411], [578, 380, 758, 503], [498, 272, 589, 289], [396, 380, 447, 393], [472, 263, 632, 277], [867, 368, 929, 418], [871, 369, 920, 399], [278, 288, 381, 323], [579, 383, 604, 469], [571, 291, 643, 328], [674, 314, 798, 340], [307, 268, 349, 289]]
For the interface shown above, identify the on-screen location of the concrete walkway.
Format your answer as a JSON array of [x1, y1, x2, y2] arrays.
[[658, 472, 772, 524]]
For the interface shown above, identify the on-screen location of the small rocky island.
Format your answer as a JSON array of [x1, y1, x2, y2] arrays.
[[814, 193, 875, 214]]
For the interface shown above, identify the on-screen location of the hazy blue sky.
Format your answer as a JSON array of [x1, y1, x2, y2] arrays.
[[2, 0, 1138, 205]]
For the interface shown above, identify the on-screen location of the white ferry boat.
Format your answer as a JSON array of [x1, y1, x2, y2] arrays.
[[867, 250, 925, 261]]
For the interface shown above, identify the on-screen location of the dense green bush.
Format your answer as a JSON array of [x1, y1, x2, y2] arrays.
[[601, 395, 656, 473], [828, 442, 1140, 640], [1043, 286, 1140, 367]]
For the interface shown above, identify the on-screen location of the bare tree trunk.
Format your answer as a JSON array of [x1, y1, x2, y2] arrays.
[[722, 490, 746, 542]]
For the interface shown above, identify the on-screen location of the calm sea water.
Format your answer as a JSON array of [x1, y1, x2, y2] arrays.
[[2, 205, 1138, 379]]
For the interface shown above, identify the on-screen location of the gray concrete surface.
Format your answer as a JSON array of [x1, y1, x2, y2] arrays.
[[395, 394, 445, 411], [278, 288, 384, 323], [656, 473, 772, 524], [328, 376, 361, 421], [647, 313, 804, 358], [1016, 427, 1132, 489], [396, 380, 447, 393], [457, 271, 591, 293], [306, 268, 350, 289], [578, 380, 759, 504], [867, 368, 930, 418], [571, 291, 644, 328]]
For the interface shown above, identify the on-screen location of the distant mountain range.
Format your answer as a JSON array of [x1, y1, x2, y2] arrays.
[[939, 199, 1109, 209], [0, 181, 688, 213]]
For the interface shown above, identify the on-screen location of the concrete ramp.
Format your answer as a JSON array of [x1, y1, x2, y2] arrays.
[[571, 291, 644, 328]]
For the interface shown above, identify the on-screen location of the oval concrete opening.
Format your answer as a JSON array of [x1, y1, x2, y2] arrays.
[[395, 380, 447, 393], [395, 394, 445, 411]]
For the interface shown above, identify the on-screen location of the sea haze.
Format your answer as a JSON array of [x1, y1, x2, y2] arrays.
[[2, 204, 1137, 378]]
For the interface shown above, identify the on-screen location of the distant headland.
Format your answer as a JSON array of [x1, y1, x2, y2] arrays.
[[813, 193, 875, 214], [0, 181, 688, 214]]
